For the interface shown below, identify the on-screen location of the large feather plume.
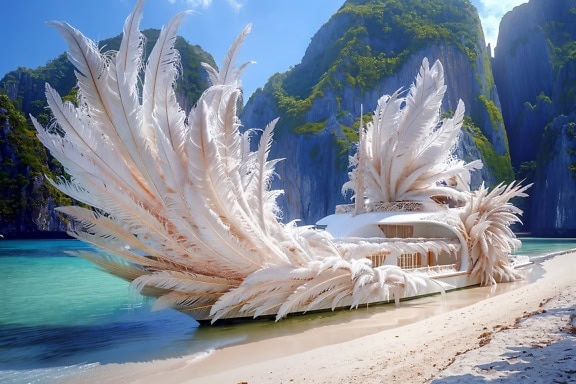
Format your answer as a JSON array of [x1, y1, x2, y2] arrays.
[[33, 1, 528, 323], [343, 58, 483, 209], [460, 181, 531, 285]]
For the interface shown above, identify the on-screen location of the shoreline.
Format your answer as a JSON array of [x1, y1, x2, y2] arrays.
[[65, 252, 575, 384]]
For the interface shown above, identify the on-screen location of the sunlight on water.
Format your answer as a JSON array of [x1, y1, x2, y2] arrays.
[[0, 238, 575, 383]]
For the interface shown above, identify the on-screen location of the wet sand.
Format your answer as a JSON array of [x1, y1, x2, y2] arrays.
[[65, 252, 575, 383]]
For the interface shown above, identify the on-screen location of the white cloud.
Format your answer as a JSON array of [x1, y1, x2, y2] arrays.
[[185, 0, 212, 8], [173, 0, 241, 12], [479, 0, 528, 15], [477, 0, 529, 50], [226, 0, 242, 13], [479, 14, 500, 49]]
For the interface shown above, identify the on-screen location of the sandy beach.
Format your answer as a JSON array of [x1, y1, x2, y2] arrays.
[[67, 252, 576, 384]]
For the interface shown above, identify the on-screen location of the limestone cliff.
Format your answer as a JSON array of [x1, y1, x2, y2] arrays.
[[493, 0, 576, 235], [531, 114, 576, 236], [0, 95, 69, 236], [242, 0, 513, 224], [493, 0, 576, 168]]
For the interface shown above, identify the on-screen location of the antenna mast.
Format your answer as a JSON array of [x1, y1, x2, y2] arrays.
[[355, 105, 365, 215]]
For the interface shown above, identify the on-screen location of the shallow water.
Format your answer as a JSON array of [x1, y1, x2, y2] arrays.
[[0, 238, 574, 383], [514, 237, 576, 257]]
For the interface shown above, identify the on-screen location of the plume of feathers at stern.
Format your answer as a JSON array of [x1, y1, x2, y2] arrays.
[[460, 181, 532, 285]]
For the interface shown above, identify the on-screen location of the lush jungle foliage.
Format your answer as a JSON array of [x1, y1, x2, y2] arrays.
[[463, 116, 514, 183], [0, 95, 70, 224]]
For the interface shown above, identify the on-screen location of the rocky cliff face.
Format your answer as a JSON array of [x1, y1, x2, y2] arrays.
[[0, 95, 68, 237], [494, 0, 576, 235], [242, 0, 513, 224], [531, 114, 576, 236], [493, 0, 576, 168]]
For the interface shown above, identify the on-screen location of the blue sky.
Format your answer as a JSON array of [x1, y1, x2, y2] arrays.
[[1, 0, 528, 98]]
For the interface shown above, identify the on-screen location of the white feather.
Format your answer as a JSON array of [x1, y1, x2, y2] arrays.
[[34, 2, 530, 324]]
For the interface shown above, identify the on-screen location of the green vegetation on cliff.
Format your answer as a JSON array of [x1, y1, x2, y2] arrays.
[[0, 95, 71, 223], [540, 16, 576, 111], [0, 53, 74, 118], [463, 116, 514, 183], [565, 121, 576, 179], [478, 94, 504, 129], [269, 0, 483, 136], [542, 19, 576, 72]]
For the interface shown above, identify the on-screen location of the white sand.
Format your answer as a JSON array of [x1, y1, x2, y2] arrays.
[[66, 252, 576, 384], [430, 285, 575, 383]]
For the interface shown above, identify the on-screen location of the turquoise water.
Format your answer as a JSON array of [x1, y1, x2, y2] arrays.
[[0, 238, 575, 383], [515, 237, 576, 257], [0, 240, 204, 383]]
